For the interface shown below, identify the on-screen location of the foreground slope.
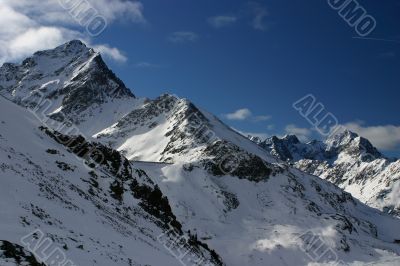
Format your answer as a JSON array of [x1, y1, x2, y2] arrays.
[[134, 159, 400, 266], [2, 94, 400, 265], [0, 96, 221, 266]]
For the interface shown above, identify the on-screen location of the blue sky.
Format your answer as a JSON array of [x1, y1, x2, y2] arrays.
[[1, 0, 399, 156]]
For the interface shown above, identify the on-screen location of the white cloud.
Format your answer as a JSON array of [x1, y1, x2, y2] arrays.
[[386, 182, 400, 209], [225, 108, 252, 120], [0, 0, 145, 64], [224, 108, 271, 122], [249, 2, 269, 31], [208, 16, 237, 28], [89, 0, 145, 24], [252, 225, 300, 252], [93, 44, 127, 63], [342, 122, 400, 151], [168, 32, 199, 43], [285, 124, 312, 142], [3, 0, 145, 26], [6, 27, 81, 62]]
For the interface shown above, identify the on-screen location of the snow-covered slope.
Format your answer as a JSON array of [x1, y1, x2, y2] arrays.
[[4, 95, 398, 265], [135, 161, 400, 266], [0, 96, 221, 266], [2, 41, 400, 266], [252, 131, 400, 217]]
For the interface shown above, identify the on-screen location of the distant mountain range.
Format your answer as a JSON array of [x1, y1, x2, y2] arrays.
[[1, 40, 400, 266], [249, 130, 400, 217]]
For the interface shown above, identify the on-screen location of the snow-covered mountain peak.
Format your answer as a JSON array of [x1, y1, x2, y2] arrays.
[[282, 134, 300, 144], [325, 130, 382, 160], [3, 40, 95, 83], [0, 40, 134, 96], [0, 40, 135, 130], [32, 39, 92, 60], [326, 129, 358, 149]]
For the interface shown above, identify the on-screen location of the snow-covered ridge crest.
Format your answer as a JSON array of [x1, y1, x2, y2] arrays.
[[94, 93, 277, 181]]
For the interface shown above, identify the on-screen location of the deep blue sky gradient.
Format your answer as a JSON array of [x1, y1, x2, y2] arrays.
[[92, 0, 399, 155]]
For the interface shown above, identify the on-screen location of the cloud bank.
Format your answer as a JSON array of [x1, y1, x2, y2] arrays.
[[0, 0, 145, 64]]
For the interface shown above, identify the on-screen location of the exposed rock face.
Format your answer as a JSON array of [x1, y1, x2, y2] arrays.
[[0, 240, 44, 266]]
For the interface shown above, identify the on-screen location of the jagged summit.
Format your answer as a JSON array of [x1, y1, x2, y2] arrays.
[[60, 39, 87, 48], [0, 40, 135, 130], [282, 134, 300, 144], [0, 40, 134, 97], [325, 129, 383, 159], [32, 39, 90, 58], [256, 134, 324, 162], [326, 129, 359, 149]]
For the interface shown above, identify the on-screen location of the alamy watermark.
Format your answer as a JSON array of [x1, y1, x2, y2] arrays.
[[58, 0, 108, 37], [299, 230, 348, 265], [327, 0, 376, 37], [21, 229, 77, 266], [293, 94, 342, 137]]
